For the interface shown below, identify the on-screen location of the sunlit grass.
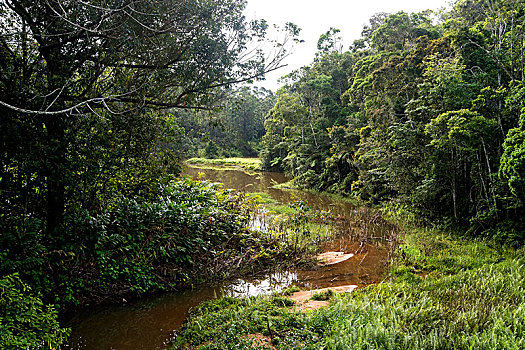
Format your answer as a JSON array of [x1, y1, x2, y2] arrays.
[[246, 192, 278, 204], [185, 157, 262, 170]]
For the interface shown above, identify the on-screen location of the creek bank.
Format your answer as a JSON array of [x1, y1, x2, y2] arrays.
[[66, 164, 394, 349], [176, 224, 525, 349], [184, 157, 262, 171], [289, 285, 358, 311]]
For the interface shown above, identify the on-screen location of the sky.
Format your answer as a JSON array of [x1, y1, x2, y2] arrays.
[[244, 0, 452, 91]]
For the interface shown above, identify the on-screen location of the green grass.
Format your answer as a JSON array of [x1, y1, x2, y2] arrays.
[[174, 227, 525, 349], [264, 204, 298, 215], [173, 296, 304, 349], [185, 157, 262, 171], [310, 289, 334, 301]]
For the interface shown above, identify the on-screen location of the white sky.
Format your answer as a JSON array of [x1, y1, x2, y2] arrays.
[[244, 0, 452, 91]]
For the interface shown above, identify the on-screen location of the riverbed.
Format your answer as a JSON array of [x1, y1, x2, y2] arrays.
[[65, 165, 393, 350]]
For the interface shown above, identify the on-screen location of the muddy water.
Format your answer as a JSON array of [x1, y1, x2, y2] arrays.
[[182, 166, 359, 217], [65, 272, 297, 350], [65, 165, 392, 350]]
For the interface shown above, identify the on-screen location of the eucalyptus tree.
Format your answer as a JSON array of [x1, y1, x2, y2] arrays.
[[0, 0, 300, 235]]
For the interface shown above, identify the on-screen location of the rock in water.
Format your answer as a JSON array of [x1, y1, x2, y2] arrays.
[[317, 251, 354, 266]]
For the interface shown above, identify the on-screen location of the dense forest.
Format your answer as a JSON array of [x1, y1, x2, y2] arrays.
[[0, 0, 296, 347], [1, 0, 525, 348], [262, 0, 525, 240]]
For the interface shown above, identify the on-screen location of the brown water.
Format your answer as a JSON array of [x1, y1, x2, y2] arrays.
[[65, 165, 393, 350]]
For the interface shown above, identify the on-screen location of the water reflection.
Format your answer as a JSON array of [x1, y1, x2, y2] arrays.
[[65, 270, 300, 350], [224, 271, 298, 297], [183, 165, 356, 217], [65, 165, 392, 350]]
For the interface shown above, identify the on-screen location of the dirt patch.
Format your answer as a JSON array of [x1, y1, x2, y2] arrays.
[[243, 333, 276, 349], [316, 251, 354, 266], [290, 284, 358, 311]]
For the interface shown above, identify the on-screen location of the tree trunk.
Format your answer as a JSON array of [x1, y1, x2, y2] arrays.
[[521, 33, 525, 85], [43, 47, 68, 237], [45, 115, 66, 236]]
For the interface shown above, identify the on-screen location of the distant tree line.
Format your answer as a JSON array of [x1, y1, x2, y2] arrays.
[[177, 86, 276, 158]]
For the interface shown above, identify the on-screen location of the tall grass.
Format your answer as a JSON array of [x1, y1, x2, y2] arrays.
[[314, 257, 525, 349], [175, 228, 525, 349]]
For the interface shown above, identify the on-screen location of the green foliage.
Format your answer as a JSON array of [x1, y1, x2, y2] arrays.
[[178, 87, 276, 159], [0, 0, 299, 239], [0, 2, 301, 340], [261, 1, 525, 241], [176, 228, 525, 349], [1, 177, 304, 308], [0, 274, 69, 349], [500, 110, 525, 202], [62, 178, 266, 300]]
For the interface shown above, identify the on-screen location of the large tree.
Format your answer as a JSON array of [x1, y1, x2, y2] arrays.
[[0, 0, 299, 234]]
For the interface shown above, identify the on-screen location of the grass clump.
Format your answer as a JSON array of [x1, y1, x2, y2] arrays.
[[247, 192, 278, 205], [392, 227, 510, 277], [269, 180, 297, 190], [310, 289, 335, 301], [280, 286, 301, 296], [173, 294, 306, 349], [265, 204, 298, 215]]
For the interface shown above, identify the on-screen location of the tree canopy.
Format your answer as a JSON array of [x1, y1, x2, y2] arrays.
[[262, 0, 525, 239], [0, 0, 300, 234]]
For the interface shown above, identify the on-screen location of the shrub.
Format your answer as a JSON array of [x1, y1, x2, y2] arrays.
[[0, 274, 69, 349]]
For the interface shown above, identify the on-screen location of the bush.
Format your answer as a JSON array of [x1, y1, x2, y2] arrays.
[[59, 178, 259, 300], [0, 178, 261, 308], [0, 274, 69, 349]]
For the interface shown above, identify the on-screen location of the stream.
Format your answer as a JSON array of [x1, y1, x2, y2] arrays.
[[64, 165, 394, 350]]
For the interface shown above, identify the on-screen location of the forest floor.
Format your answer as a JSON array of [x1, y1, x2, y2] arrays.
[[174, 224, 525, 349]]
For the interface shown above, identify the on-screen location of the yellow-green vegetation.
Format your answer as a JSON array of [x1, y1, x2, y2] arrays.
[[0, 274, 70, 349], [264, 204, 298, 215], [268, 180, 297, 190], [247, 192, 278, 205], [175, 228, 525, 349], [260, 200, 337, 254], [185, 157, 262, 171], [248, 192, 299, 215]]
